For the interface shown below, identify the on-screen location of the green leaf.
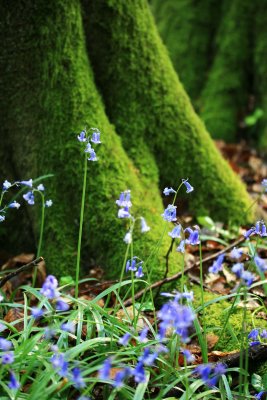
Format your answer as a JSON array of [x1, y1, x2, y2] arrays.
[[251, 373, 263, 392], [133, 372, 150, 400], [262, 373, 267, 390], [197, 216, 215, 229]]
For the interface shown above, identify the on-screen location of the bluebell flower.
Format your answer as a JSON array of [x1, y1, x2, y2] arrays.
[[116, 190, 132, 208], [0, 215, 5, 223], [44, 328, 56, 340], [182, 179, 194, 193], [3, 180, 11, 191], [113, 370, 127, 388], [194, 364, 212, 382], [20, 179, 33, 188], [138, 327, 149, 343], [182, 349, 195, 364], [208, 254, 224, 274], [254, 256, 267, 272], [261, 329, 267, 339], [135, 266, 144, 278], [241, 270, 254, 287], [8, 200, 20, 209], [133, 361, 146, 383], [0, 338, 12, 351], [163, 187, 176, 196], [126, 258, 137, 272], [50, 353, 68, 377], [23, 191, 35, 205], [31, 307, 44, 319], [118, 206, 131, 218], [77, 130, 87, 142], [37, 184, 45, 191], [162, 205, 177, 222], [91, 130, 101, 144], [41, 275, 59, 299], [0, 323, 6, 332], [78, 397, 91, 400], [168, 224, 182, 239], [72, 367, 85, 389], [230, 247, 243, 259], [244, 221, 267, 239], [55, 299, 70, 312], [118, 332, 131, 346], [8, 371, 20, 390], [45, 199, 53, 207], [61, 322, 75, 333], [185, 227, 200, 245], [232, 263, 244, 278], [248, 329, 259, 340], [87, 149, 97, 161], [123, 231, 132, 244], [140, 217, 150, 233], [244, 227, 255, 239], [138, 348, 158, 366], [1, 351, 14, 365], [84, 142, 92, 153], [99, 358, 112, 379], [255, 391, 267, 400], [177, 240, 185, 253]]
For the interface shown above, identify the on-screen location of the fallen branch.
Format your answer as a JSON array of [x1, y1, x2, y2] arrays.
[[123, 236, 245, 306], [0, 257, 44, 288]]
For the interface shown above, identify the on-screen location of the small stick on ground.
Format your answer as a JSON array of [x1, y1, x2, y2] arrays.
[[0, 257, 44, 288], [124, 236, 245, 306]]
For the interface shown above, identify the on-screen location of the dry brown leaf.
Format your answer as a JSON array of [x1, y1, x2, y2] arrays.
[[207, 333, 219, 351], [4, 308, 25, 331]]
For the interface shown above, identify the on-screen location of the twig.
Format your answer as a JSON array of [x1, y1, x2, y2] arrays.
[[0, 257, 44, 288], [123, 236, 245, 306]]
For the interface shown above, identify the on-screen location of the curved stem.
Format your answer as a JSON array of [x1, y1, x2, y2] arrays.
[[32, 191, 45, 287]]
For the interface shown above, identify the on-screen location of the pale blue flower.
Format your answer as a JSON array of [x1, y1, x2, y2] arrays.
[[20, 179, 33, 187], [8, 201, 20, 209], [254, 256, 267, 272], [116, 190, 132, 208], [168, 224, 182, 238], [208, 254, 224, 274], [135, 266, 144, 278], [177, 240, 185, 253], [140, 217, 150, 233], [8, 371, 20, 389], [45, 199, 53, 207], [163, 187, 176, 196], [3, 180, 11, 191], [241, 270, 254, 287], [118, 206, 131, 218], [162, 205, 177, 222], [23, 191, 34, 205], [99, 358, 112, 379], [0, 215, 5, 222], [91, 130, 101, 144], [87, 149, 97, 161], [262, 179, 267, 191], [37, 184, 45, 191], [84, 142, 92, 153], [1, 351, 14, 365], [123, 231, 132, 244], [230, 247, 243, 259], [182, 179, 194, 193], [118, 332, 131, 346], [77, 130, 87, 142]]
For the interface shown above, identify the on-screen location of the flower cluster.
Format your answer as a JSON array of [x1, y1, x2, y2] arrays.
[[39, 275, 69, 313], [244, 220, 267, 239], [125, 257, 144, 278], [231, 263, 255, 287], [194, 363, 226, 387], [248, 327, 267, 346], [0, 338, 19, 389], [77, 127, 101, 161], [50, 349, 85, 389]]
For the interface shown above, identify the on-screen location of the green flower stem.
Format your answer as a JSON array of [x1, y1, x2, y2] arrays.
[[32, 191, 45, 287], [239, 287, 248, 396], [75, 153, 88, 299], [199, 242, 208, 363]]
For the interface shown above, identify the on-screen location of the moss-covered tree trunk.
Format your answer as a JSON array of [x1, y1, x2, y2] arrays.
[[0, 0, 176, 280], [82, 0, 253, 224]]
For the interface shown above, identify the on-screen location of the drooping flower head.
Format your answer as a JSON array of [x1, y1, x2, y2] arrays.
[[208, 254, 224, 274], [116, 190, 132, 208], [135, 265, 144, 278], [77, 130, 87, 142], [41, 275, 59, 299], [3, 180, 11, 191], [163, 187, 176, 196], [91, 129, 101, 144], [123, 231, 132, 244], [140, 217, 150, 233], [162, 205, 177, 222], [8, 371, 20, 390], [182, 179, 194, 193], [23, 191, 35, 205], [8, 201, 20, 209], [37, 184, 45, 191], [20, 179, 33, 188], [168, 224, 182, 239], [230, 247, 243, 259], [185, 227, 200, 245], [232, 262, 244, 278], [99, 357, 112, 380]]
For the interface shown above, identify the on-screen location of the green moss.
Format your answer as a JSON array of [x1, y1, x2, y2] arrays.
[[193, 287, 267, 352], [82, 0, 253, 224], [151, 0, 221, 105], [0, 0, 177, 280], [200, 0, 254, 142]]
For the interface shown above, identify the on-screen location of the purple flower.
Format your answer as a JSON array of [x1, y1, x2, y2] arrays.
[[55, 299, 70, 312], [182, 179, 194, 193], [162, 205, 177, 222], [8, 371, 20, 390], [135, 266, 144, 278], [72, 367, 85, 389], [182, 349, 195, 364], [163, 187, 176, 196], [3, 180, 11, 191], [177, 240, 185, 253], [116, 190, 132, 208], [99, 358, 112, 379], [50, 353, 68, 377], [84, 142, 92, 153], [113, 370, 127, 388], [262, 179, 267, 191], [256, 391, 267, 399], [208, 254, 224, 274], [91, 130, 101, 144], [20, 179, 33, 188], [261, 329, 267, 339], [77, 130, 87, 142], [230, 247, 243, 259], [126, 258, 137, 272], [123, 231, 132, 244], [31, 307, 44, 319], [138, 327, 149, 343], [61, 322, 75, 333], [1, 351, 14, 365], [23, 191, 34, 205], [133, 361, 146, 383], [194, 364, 212, 382], [8, 201, 20, 209], [138, 348, 158, 366], [185, 227, 200, 245], [118, 206, 131, 218], [0, 215, 5, 223], [241, 270, 254, 287], [118, 332, 131, 346], [140, 217, 150, 233], [37, 184, 45, 191], [41, 275, 59, 299], [232, 263, 244, 278], [248, 328, 259, 340], [0, 338, 12, 351], [45, 199, 53, 207], [87, 149, 97, 161], [168, 224, 182, 239], [254, 256, 267, 272]]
